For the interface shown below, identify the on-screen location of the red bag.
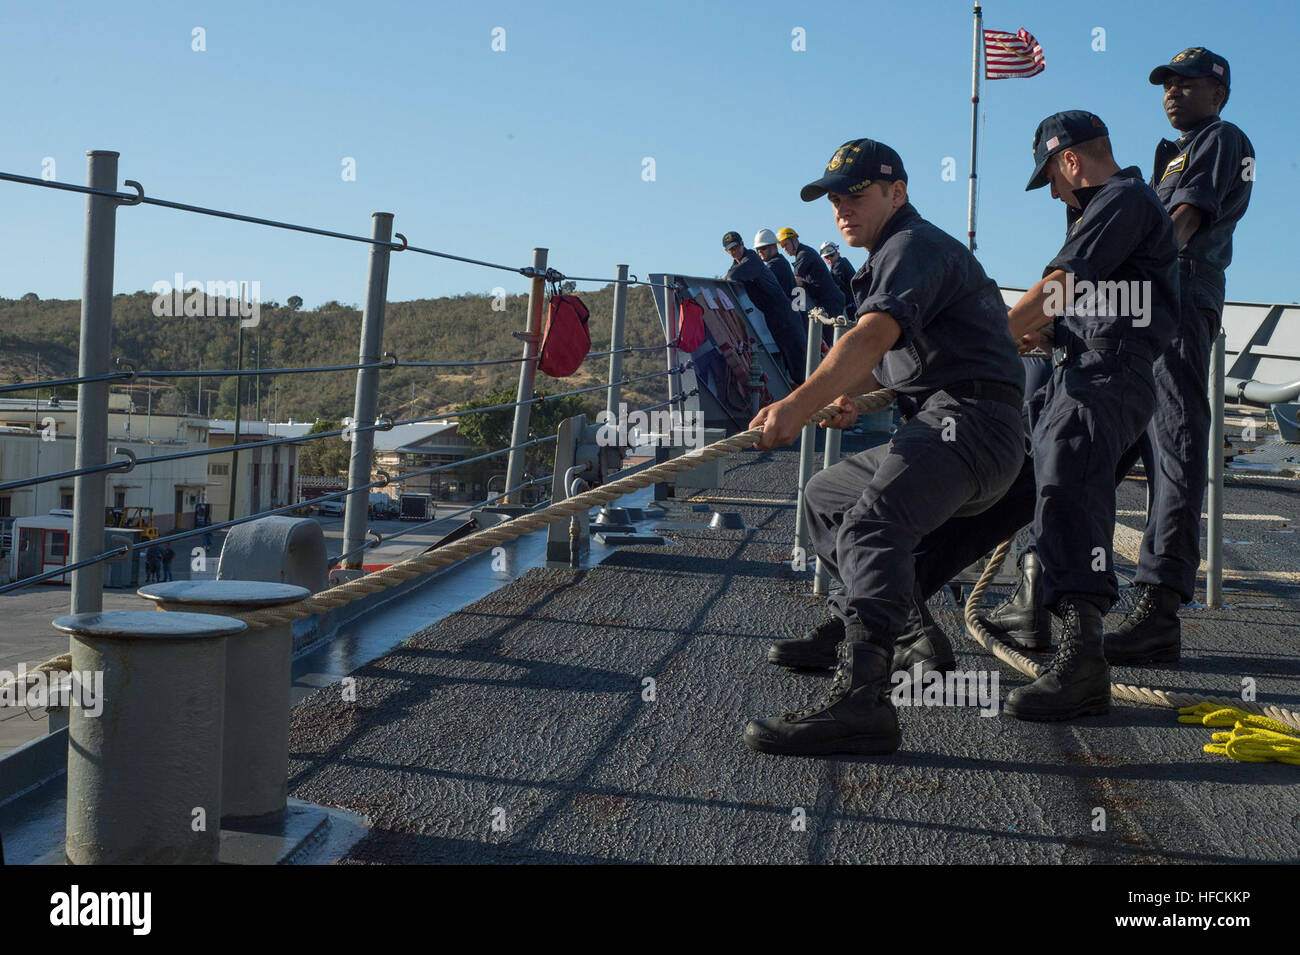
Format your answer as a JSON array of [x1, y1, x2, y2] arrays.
[[539, 294, 591, 377], [678, 297, 706, 352]]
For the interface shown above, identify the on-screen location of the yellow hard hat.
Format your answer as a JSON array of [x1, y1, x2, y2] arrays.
[[776, 227, 798, 242]]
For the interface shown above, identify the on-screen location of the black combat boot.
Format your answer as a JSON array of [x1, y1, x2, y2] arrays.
[[891, 597, 957, 688], [1103, 584, 1181, 665], [1004, 595, 1111, 722], [768, 599, 955, 674], [977, 550, 1053, 651], [767, 617, 843, 669], [746, 637, 901, 756]]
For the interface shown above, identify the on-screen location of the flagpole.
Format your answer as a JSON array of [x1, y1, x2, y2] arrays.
[[967, 1, 982, 251]]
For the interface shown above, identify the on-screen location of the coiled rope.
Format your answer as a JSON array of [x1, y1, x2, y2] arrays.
[[962, 542, 1300, 737]]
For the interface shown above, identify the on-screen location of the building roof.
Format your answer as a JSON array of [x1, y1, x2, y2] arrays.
[[373, 421, 459, 452], [204, 419, 460, 451]]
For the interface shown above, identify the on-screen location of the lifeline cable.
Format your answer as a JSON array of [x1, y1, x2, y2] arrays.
[[12, 388, 1300, 736]]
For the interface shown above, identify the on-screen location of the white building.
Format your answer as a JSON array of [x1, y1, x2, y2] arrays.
[[0, 394, 210, 530]]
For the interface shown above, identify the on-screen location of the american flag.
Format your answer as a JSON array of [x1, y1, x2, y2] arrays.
[[984, 28, 1045, 79]]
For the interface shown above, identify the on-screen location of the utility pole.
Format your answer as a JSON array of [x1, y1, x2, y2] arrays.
[[228, 324, 244, 522], [255, 329, 262, 421], [34, 353, 40, 510]]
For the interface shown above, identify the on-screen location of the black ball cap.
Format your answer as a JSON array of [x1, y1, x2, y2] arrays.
[[722, 231, 743, 250], [1149, 47, 1230, 91], [801, 139, 907, 202], [1026, 110, 1109, 191]]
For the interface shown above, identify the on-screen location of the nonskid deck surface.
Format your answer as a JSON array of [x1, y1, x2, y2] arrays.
[[286, 448, 1300, 864]]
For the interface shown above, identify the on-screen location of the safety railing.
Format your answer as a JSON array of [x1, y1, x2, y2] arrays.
[[0, 151, 687, 615]]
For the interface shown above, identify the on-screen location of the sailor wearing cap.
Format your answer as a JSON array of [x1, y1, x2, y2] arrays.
[[753, 228, 798, 298], [776, 226, 846, 347], [989, 111, 1179, 721], [722, 231, 807, 383], [1104, 48, 1255, 665], [744, 138, 1026, 756], [820, 241, 857, 315]]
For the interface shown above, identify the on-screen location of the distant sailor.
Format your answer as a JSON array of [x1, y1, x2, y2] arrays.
[[777, 226, 846, 348], [744, 138, 1025, 756], [990, 111, 1178, 721], [723, 230, 807, 383], [1105, 48, 1255, 665], [754, 228, 797, 298], [820, 241, 857, 315]]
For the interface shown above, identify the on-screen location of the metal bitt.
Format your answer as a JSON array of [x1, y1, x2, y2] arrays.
[[505, 248, 547, 505], [792, 314, 823, 570], [1207, 329, 1226, 608], [814, 323, 846, 595], [70, 151, 121, 615], [607, 264, 629, 419], [55, 609, 244, 865], [139, 580, 310, 822], [342, 212, 394, 568]]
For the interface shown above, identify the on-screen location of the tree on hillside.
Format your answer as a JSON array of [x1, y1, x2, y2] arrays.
[[215, 376, 241, 418], [287, 296, 303, 311], [296, 419, 351, 477], [455, 387, 597, 476], [156, 387, 188, 415]]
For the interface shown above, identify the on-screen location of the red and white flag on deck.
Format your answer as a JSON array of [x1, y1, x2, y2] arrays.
[[984, 28, 1045, 79]]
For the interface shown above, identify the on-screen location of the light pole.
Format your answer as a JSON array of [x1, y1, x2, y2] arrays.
[[228, 323, 244, 522]]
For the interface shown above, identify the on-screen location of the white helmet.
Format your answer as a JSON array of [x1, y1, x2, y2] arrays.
[[819, 241, 839, 257], [754, 228, 778, 248]]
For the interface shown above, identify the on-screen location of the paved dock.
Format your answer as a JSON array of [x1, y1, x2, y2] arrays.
[[284, 446, 1300, 864]]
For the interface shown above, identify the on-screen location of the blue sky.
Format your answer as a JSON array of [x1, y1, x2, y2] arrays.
[[2, 0, 1295, 308]]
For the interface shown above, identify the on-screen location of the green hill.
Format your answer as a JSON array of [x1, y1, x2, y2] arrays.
[[0, 286, 673, 424]]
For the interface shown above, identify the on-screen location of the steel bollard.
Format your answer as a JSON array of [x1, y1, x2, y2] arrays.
[[139, 580, 310, 822], [54, 610, 244, 865]]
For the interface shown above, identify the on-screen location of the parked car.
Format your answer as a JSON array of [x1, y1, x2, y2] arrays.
[[315, 499, 345, 517]]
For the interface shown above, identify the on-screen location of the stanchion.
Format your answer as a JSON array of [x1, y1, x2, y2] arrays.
[[1206, 328, 1226, 607], [813, 322, 846, 595], [792, 314, 823, 568]]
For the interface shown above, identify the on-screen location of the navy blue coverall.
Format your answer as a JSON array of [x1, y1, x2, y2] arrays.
[[790, 242, 846, 348], [830, 255, 856, 313], [765, 253, 797, 299], [1124, 116, 1254, 602], [1027, 168, 1179, 609], [726, 248, 807, 383], [801, 203, 1025, 649]]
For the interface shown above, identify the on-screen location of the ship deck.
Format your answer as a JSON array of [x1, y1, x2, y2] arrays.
[[284, 445, 1300, 864]]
